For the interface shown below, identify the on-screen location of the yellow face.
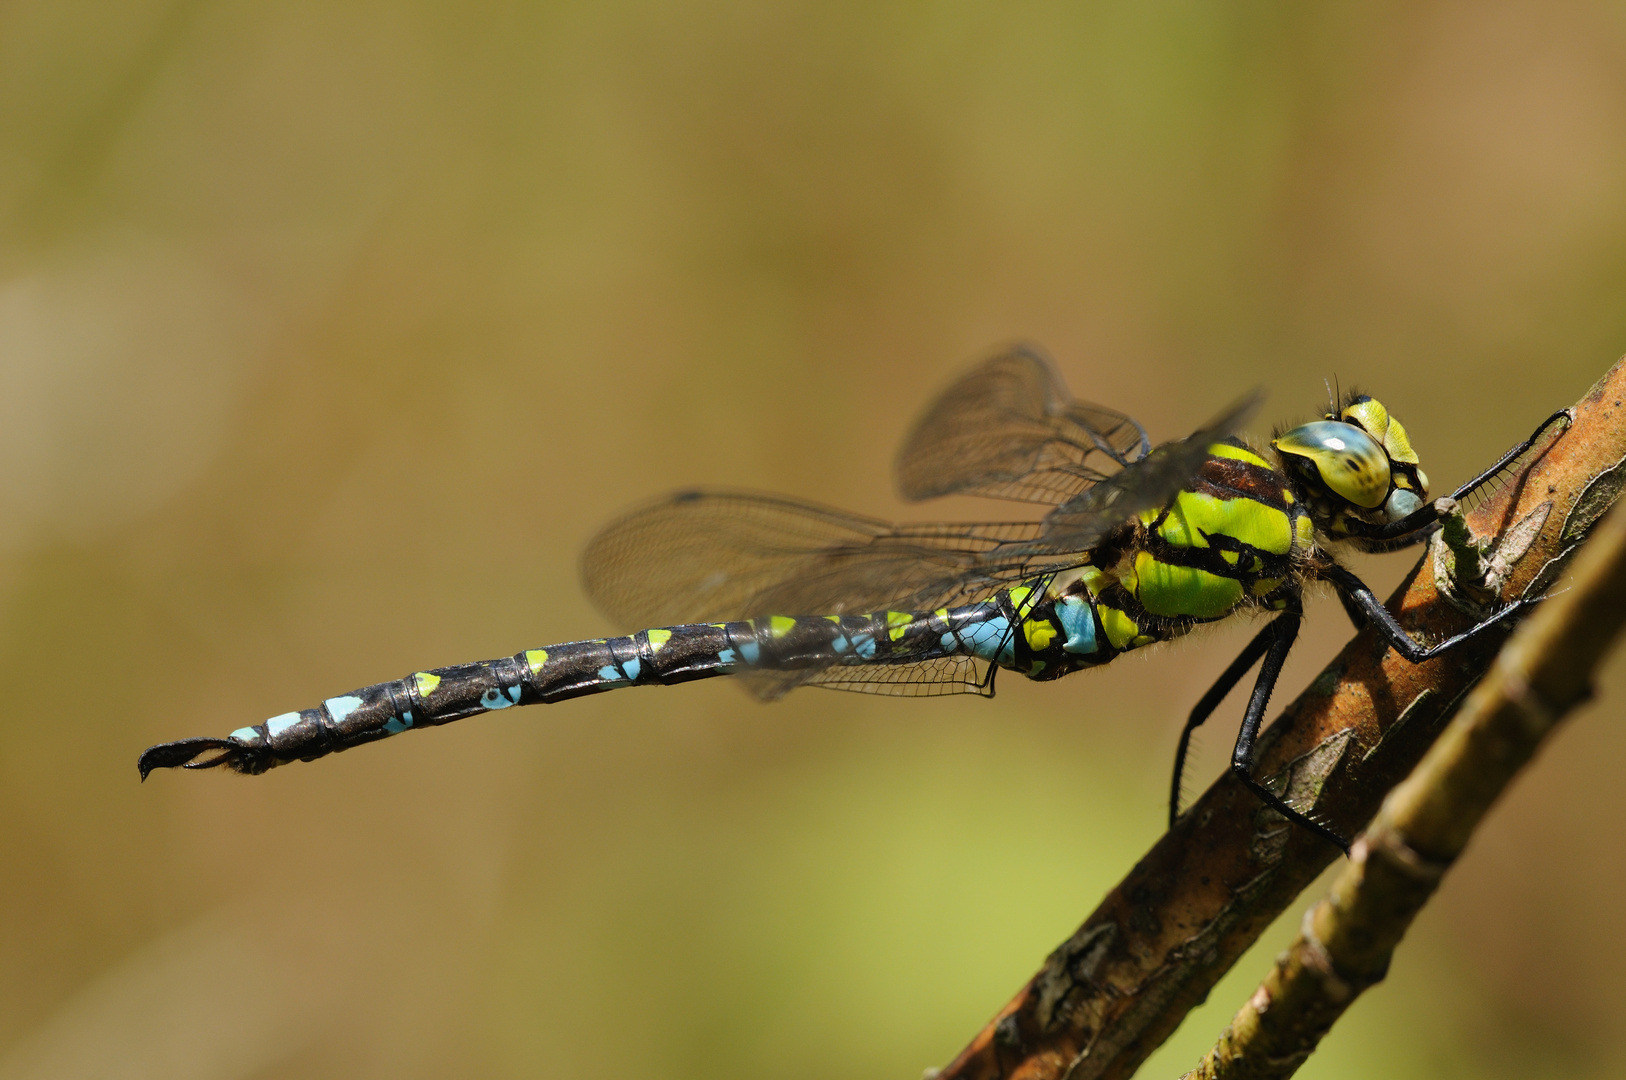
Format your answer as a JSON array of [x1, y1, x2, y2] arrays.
[[1340, 397, 1429, 516]]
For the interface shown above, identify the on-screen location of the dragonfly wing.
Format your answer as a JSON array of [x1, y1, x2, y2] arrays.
[[581, 491, 1058, 630], [730, 650, 994, 701], [583, 491, 884, 629], [895, 344, 1151, 506], [581, 491, 1074, 700], [801, 655, 993, 697], [1035, 390, 1265, 553]]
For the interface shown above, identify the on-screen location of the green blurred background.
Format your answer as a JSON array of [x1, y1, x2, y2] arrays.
[[2, 2, 1625, 1077]]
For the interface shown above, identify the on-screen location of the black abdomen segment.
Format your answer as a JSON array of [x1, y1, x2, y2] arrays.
[[199, 623, 744, 774], [137, 603, 1025, 777]]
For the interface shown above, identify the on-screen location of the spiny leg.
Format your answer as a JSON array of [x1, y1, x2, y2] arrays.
[[1355, 526, 1442, 555], [1371, 409, 1571, 545], [1334, 581, 1368, 631], [1169, 620, 1277, 828], [1320, 563, 1529, 662], [1227, 599, 1350, 854], [1447, 408, 1572, 501]]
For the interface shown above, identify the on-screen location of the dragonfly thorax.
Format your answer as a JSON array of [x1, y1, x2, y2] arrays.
[[1095, 439, 1317, 629]]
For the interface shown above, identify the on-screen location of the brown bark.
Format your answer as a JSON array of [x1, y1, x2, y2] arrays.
[[930, 357, 1626, 1080]]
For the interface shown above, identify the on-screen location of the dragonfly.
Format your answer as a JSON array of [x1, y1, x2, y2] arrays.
[[138, 347, 1568, 851]]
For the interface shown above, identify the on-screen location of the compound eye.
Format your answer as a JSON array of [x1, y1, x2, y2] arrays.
[[1273, 420, 1392, 509]]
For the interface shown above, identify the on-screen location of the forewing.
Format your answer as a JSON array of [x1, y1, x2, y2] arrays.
[[1035, 391, 1264, 553], [895, 344, 1150, 505], [580, 490, 1056, 631]]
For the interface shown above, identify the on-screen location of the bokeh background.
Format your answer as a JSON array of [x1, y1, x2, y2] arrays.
[[3, 2, 1625, 1077]]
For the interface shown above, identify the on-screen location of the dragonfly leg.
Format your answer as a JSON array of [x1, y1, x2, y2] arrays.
[[1368, 409, 1570, 544], [1334, 583, 1367, 632], [1321, 563, 1528, 663], [1446, 408, 1572, 502], [1353, 522, 1440, 554], [1227, 599, 1351, 854], [1168, 621, 1277, 828]]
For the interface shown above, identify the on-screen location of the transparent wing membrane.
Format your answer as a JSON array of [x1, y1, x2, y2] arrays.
[[803, 655, 993, 697], [1035, 391, 1263, 554], [582, 350, 1260, 698], [895, 344, 1151, 505], [735, 653, 993, 701], [581, 491, 1061, 630]]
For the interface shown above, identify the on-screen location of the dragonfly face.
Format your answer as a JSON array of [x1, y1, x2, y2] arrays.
[[1273, 395, 1432, 542]]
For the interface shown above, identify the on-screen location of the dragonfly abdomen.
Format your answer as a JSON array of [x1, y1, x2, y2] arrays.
[[174, 558, 1273, 777], [187, 604, 1013, 773], [144, 571, 1163, 778], [211, 625, 742, 772]]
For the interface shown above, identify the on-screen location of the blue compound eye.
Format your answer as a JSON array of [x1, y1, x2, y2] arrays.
[[1273, 420, 1392, 509]]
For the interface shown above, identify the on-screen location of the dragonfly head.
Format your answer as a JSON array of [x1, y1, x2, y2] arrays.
[[1273, 394, 1430, 534]]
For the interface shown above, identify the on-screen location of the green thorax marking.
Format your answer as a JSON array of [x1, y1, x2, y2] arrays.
[[1120, 441, 1309, 621]]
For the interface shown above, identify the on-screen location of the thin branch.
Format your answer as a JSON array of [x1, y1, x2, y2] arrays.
[[930, 357, 1626, 1080], [1180, 474, 1626, 1080]]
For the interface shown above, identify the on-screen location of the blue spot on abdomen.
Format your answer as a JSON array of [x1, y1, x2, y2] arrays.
[[323, 697, 363, 724], [960, 617, 1011, 663], [266, 711, 301, 738]]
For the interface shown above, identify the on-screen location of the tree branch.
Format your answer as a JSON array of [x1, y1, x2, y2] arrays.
[[930, 357, 1626, 1080], [1180, 463, 1626, 1080]]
